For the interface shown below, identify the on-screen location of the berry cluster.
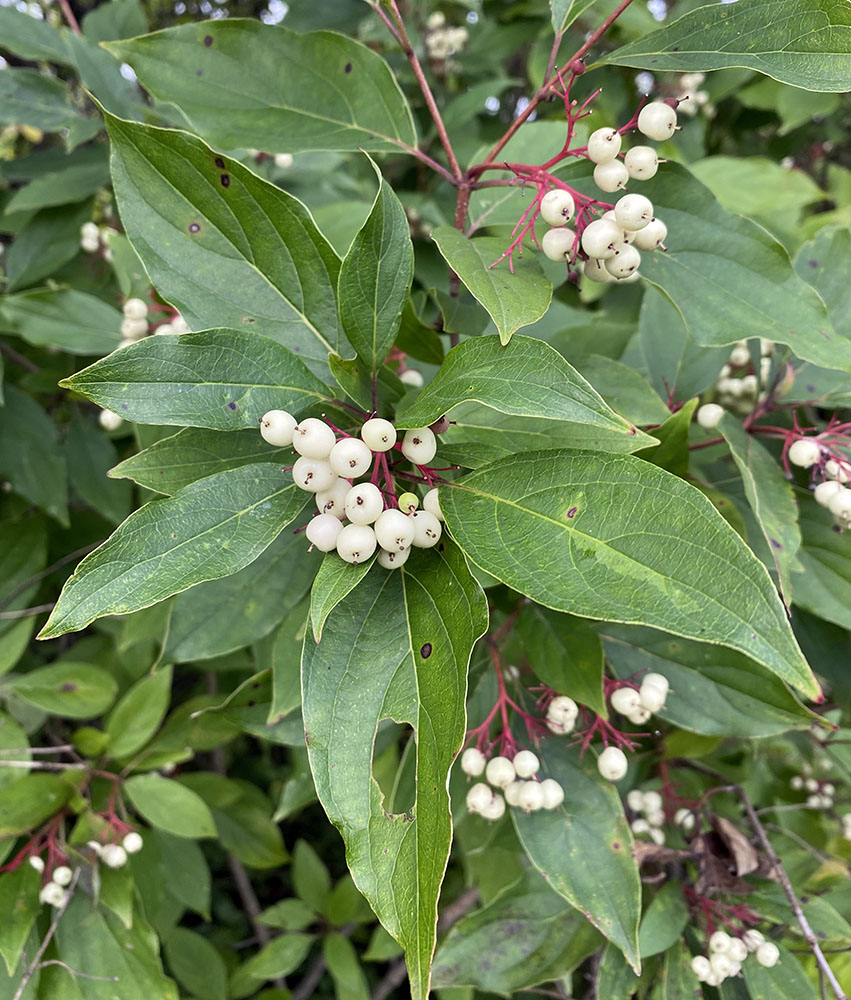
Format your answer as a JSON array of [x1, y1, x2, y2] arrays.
[[30, 831, 143, 908], [790, 772, 837, 810], [691, 929, 778, 986], [424, 11, 468, 63], [259, 410, 446, 567], [609, 672, 669, 726], [699, 339, 775, 423], [626, 788, 666, 845], [461, 748, 565, 819], [80, 220, 105, 254]]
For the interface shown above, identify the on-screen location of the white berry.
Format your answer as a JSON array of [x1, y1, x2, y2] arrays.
[[610, 687, 641, 715], [697, 403, 724, 430], [581, 219, 623, 260], [597, 746, 628, 781], [101, 844, 128, 869], [541, 227, 576, 262], [728, 938, 748, 963], [374, 509, 415, 552], [260, 409, 297, 447], [605, 246, 641, 279], [623, 146, 659, 180], [399, 369, 424, 388], [709, 931, 732, 953], [547, 696, 579, 724], [52, 865, 73, 887], [344, 483, 384, 525], [292, 457, 336, 493], [539, 188, 575, 226], [674, 808, 695, 831], [329, 438, 373, 478], [154, 323, 175, 335], [504, 781, 524, 807], [171, 315, 190, 334], [29, 856, 45, 873], [99, 409, 123, 431], [602, 210, 636, 244], [540, 778, 565, 810], [480, 793, 506, 821], [423, 488, 443, 521], [292, 418, 336, 459], [627, 706, 652, 724], [614, 194, 654, 232], [593, 160, 629, 193], [788, 438, 821, 468], [410, 510, 442, 548], [709, 952, 734, 979], [827, 488, 851, 522], [691, 955, 711, 981], [583, 258, 615, 284], [336, 524, 377, 564], [39, 882, 67, 907], [825, 458, 850, 483], [587, 127, 622, 164], [401, 427, 437, 465], [639, 681, 667, 713], [627, 789, 645, 811], [632, 217, 667, 251], [122, 297, 148, 320], [121, 317, 148, 340], [316, 478, 350, 519], [466, 782, 493, 813], [485, 756, 516, 788], [512, 750, 539, 778], [122, 832, 144, 854], [397, 492, 419, 513], [641, 673, 669, 698], [742, 929, 764, 953], [361, 418, 397, 452], [377, 546, 410, 569], [637, 102, 678, 141], [517, 781, 545, 812], [460, 747, 486, 777], [306, 513, 344, 552]]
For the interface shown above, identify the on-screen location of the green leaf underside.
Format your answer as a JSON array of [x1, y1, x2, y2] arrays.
[[396, 336, 636, 440], [38, 463, 307, 639], [339, 164, 414, 372], [103, 111, 345, 377], [512, 740, 641, 970], [62, 329, 330, 430], [604, 0, 851, 92], [633, 164, 848, 371], [430, 229, 552, 344], [104, 20, 417, 152], [109, 427, 290, 495], [601, 625, 813, 738], [302, 545, 488, 1000], [442, 450, 817, 697], [718, 413, 801, 600]]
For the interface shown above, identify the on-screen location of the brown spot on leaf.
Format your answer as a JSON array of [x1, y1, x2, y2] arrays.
[[344, 62, 352, 73], [220, 174, 230, 188], [214, 157, 225, 168], [60, 683, 76, 692], [204, 34, 213, 46], [420, 643, 432, 659]]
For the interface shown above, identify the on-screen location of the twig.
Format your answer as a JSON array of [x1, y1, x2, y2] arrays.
[[14, 870, 81, 1000], [0, 343, 39, 373], [36, 960, 118, 984], [739, 786, 848, 1000], [0, 543, 102, 612], [291, 923, 357, 1000], [0, 603, 55, 620], [0, 760, 88, 771], [371, 958, 407, 1000], [55, 0, 81, 33], [0, 746, 75, 756]]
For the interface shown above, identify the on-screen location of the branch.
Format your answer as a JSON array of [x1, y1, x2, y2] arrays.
[[0, 342, 40, 373], [36, 960, 118, 984], [55, 0, 81, 33], [0, 542, 102, 613], [14, 870, 81, 1000], [0, 603, 55, 621]]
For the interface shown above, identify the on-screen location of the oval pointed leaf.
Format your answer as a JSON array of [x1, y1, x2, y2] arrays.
[[309, 554, 373, 643], [104, 21, 417, 152], [7, 663, 118, 719], [339, 166, 414, 371], [62, 330, 330, 430], [38, 463, 307, 639], [124, 774, 216, 838], [604, 0, 851, 92], [512, 740, 641, 970], [431, 229, 552, 345], [104, 110, 344, 377], [395, 335, 637, 441], [302, 545, 488, 1000], [105, 666, 173, 760], [442, 450, 818, 697]]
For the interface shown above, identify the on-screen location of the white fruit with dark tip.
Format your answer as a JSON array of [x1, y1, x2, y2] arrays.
[[788, 438, 821, 468], [517, 781, 545, 812], [292, 457, 336, 493], [260, 409, 297, 447], [581, 219, 623, 259], [742, 929, 764, 952], [691, 956, 711, 981], [814, 480, 842, 507], [344, 483, 384, 525], [587, 127, 622, 164], [541, 227, 576, 261], [605, 246, 641, 278], [480, 793, 506, 821], [825, 458, 850, 483], [597, 746, 628, 781], [466, 782, 493, 813], [614, 194, 654, 231], [709, 931, 731, 953], [423, 488, 443, 521], [547, 696, 579, 723], [637, 102, 678, 141], [306, 513, 344, 552], [583, 258, 615, 284], [828, 488, 851, 522], [401, 427, 437, 465], [410, 510, 442, 547], [623, 146, 659, 179], [293, 418, 336, 459], [485, 756, 515, 788], [377, 546, 410, 569], [610, 687, 641, 715], [632, 217, 667, 250], [361, 418, 397, 452], [374, 509, 415, 552], [460, 747, 486, 776], [512, 750, 540, 778], [593, 160, 629, 193], [329, 438, 373, 478], [336, 524, 377, 565], [601, 211, 635, 244], [316, 478, 350, 519], [540, 189, 575, 227]]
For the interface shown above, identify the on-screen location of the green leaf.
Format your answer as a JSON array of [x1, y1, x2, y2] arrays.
[[0, 774, 72, 836], [323, 932, 369, 1000], [65, 415, 132, 525], [164, 928, 227, 1000], [512, 739, 640, 970], [63, 330, 330, 429], [309, 554, 374, 642], [328, 354, 404, 412], [574, 356, 671, 428], [396, 336, 638, 444], [430, 230, 552, 345], [742, 942, 819, 999], [105, 665, 173, 760], [441, 449, 818, 697], [302, 544, 488, 1000], [718, 413, 801, 600], [3, 202, 92, 292], [432, 872, 594, 994], [0, 519, 47, 670], [689, 156, 823, 224], [794, 222, 851, 340], [0, 5, 72, 64], [104, 21, 417, 152], [550, 0, 597, 34], [0, 865, 41, 975], [6, 662, 118, 718], [0, 714, 30, 789], [39, 463, 308, 639], [0, 288, 122, 355], [634, 163, 849, 372], [601, 625, 815, 738], [0, 68, 87, 132], [0, 385, 68, 526], [239, 934, 314, 982], [259, 898, 315, 931], [125, 773, 217, 838], [109, 427, 290, 496], [339, 163, 413, 371], [164, 528, 315, 662], [513, 606, 605, 716], [213, 799, 289, 869], [103, 111, 345, 377], [4, 159, 109, 215], [637, 882, 688, 958], [293, 840, 331, 912], [793, 500, 851, 631], [603, 0, 851, 92], [83, 0, 148, 43], [662, 941, 701, 1000], [635, 400, 697, 478]]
